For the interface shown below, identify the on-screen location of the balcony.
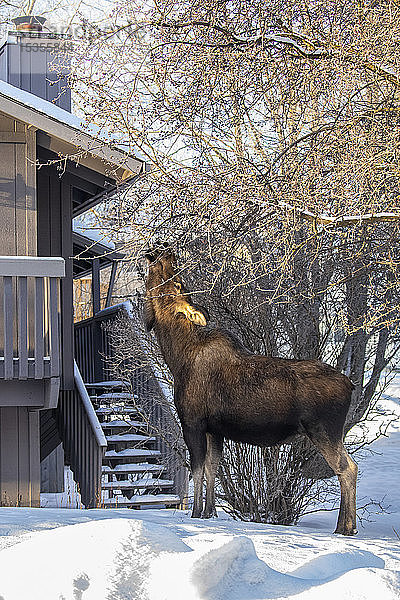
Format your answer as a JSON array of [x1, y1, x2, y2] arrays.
[[0, 256, 65, 407]]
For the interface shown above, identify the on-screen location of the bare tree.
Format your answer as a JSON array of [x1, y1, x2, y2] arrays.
[[68, 0, 400, 523]]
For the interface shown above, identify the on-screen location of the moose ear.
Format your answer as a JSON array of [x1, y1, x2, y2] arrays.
[[176, 303, 207, 326], [188, 309, 207, 326], [144, 300, 155, 331]]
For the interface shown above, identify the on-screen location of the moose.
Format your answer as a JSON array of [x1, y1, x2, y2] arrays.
[[144, 248, 358, 535]]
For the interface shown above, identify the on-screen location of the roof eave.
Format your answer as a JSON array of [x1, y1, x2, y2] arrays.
[[0, 92, 145, 181]]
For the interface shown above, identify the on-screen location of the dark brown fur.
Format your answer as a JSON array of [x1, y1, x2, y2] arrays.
[[145, 250, 358, 535]]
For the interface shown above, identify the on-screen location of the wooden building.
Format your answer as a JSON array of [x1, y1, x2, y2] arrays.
[[0, 16, 150, 508]]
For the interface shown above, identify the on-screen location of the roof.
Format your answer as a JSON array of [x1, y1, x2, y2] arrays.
[[0, 80, 145, 181], [72, 226, 124, 278], [73, 220, 116, 250]]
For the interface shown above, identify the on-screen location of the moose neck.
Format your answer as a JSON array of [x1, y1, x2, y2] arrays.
[[153, 312, 202, 378]]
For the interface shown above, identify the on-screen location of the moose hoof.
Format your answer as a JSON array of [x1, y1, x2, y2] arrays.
[[201, 511, 218, 519], [334, 527, 358, 536]]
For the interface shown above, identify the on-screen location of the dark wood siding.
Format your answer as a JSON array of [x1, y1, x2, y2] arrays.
[[0, 407, 40, 506], [37, 161, 74, 389], [37, 147, 113, 389], [0, 115, 37, 256]]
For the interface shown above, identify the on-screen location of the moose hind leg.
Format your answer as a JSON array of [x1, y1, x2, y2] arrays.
[[312, 438, 358, 535], [335, 446, 358, 535], [183, 425, 207, 518], [203, 433, 223, 519]]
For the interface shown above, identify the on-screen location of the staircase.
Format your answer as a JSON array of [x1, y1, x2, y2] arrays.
[[86, 380, 181, 509]]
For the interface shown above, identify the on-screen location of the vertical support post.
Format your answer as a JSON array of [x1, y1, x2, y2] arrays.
[[49, 277, 60, 377], [34, 277, 44, 379], [28, 409, 41, 507], [3, 276, 13, 380], [91, 258, 103, 382], [93, 318, 104, 383], [105, 261, 118, 308], [61, 178, 74, 390], [18, 276, 28, 379], [92, 258, 101, 315]]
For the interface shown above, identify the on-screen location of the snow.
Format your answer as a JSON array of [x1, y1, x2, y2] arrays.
[[96, 392, 133, 399], [1, 376, 400, 599], [102, 463, 164, 473], [101, 419, 144, 428], [101, 478, 174, 489], [105, 448, 161, 457], [105, 433, 155, 442], [279, 201, 399, 225], [0, 79, 146, 164], [41, 467, 84, 509], [0, 79, 90, 131], [0, 506, 398, 599], [85, 380, 128, 388], [96, 407, 138, 415], [73, 218, 116, 250]]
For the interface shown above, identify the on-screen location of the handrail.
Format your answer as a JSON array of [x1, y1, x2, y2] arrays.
[[0, 256, 65, 277], [74, 301, 131, 327], [74, 360, 107, 448], [93, 301, 133, 319]]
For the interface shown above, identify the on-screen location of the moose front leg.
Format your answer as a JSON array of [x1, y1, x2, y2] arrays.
[[183, 425, 207, 518], [203, 433, 223, 518]]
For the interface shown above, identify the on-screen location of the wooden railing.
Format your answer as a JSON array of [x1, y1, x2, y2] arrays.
[[74, 304, 120, 383], [0, 256, 65, 380], [56, 361, 107, 508]]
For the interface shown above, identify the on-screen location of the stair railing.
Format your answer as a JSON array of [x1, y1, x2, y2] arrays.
[[74, 301, 188, 505], [56, 361, 107, 508], [74, 303, 123, 383]]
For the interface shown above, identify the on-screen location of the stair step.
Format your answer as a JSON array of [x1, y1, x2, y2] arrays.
[[93, 392, 134, 400], [101, 420, 146, 429], [96, 407, 138, 415], [105, 448, 161, 458], [86, 377, 179, 509], [102, 463, 165, 474], [85, 380, 128, 388], [101, 494, 180, 507], [102, 478, 174, 490], [106, 434, 155, 443]]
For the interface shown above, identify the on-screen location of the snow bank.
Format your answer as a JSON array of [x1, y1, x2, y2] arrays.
[[151, 534, 398, 600], [0, 518, 190, 600], [0, 513, 398, 600]]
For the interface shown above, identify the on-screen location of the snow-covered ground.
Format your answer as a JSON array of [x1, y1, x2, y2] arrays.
[[0, 377, 399, 599]]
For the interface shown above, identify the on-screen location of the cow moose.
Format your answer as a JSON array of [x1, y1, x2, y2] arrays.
[[144, 248, 358, 535]]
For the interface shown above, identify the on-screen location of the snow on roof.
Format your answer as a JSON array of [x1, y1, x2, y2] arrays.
[[0, 79, 87, 131], [73, 219, 116, 250], [0, 80, 145, 175]]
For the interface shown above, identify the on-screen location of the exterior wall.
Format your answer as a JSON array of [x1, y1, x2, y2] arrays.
[[0, 114, 37, 361], [0, 113, 37, 255], [37, 146, 111, 389], [0, 116, 49, 506], [37, 154, 73, 390], [0, 407, 40, 506]]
